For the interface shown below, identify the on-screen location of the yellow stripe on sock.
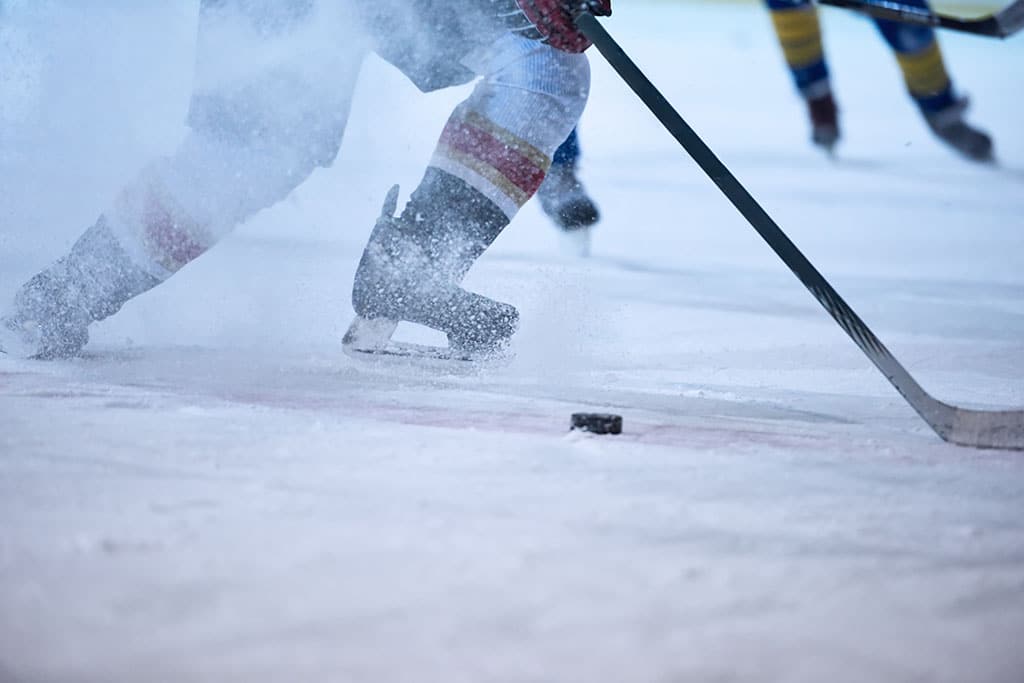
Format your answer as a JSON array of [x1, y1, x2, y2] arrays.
[[896, 42, 950, 96], [433, 144, 531, 209], [770, 7, 824, 69]]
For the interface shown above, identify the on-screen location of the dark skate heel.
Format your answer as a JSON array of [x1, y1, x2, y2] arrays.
[[925, 97, 993, 162]]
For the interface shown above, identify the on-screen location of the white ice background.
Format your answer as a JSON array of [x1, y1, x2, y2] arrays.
[[1, 2, 1023, 681]]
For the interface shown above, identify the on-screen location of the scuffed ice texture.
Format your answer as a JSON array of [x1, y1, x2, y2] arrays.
[[2, 2, 1024, 682]]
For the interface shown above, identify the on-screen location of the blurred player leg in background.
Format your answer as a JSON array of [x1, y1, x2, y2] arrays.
[[536, 127, 600, 235], [766, 0, 993, 161], [766, 0, 840, 151], [873, 2, 993, 161]]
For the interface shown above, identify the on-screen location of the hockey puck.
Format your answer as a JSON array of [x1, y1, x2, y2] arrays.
[[570, 413, 623, 435]]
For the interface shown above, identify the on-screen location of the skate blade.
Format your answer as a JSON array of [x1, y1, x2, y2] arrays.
[[342, 316, 399, 352], [342, 316, 512, 369], [343, 340, 515, 377], [344, 340, 475, 363]]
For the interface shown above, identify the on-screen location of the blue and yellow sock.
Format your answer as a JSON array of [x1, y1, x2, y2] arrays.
[[766, 0, 831, 99], [873, 1, 956, 116]]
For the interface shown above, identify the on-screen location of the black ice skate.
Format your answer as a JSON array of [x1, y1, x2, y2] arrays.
[[344, 171, 519, 363], [537, 162, 600, 232], [807, 92, 840, 154], [0, 219, 159, 360], [925, 97, 994, 163]]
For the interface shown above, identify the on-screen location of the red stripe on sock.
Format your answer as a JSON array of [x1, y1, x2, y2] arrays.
[[143, 197, 206, 271], [439, 119, 547, 198]]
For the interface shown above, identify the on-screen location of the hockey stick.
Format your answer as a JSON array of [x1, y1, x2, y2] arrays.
[[818, 0, 1024, 38], [576, 13, 1024, 450]]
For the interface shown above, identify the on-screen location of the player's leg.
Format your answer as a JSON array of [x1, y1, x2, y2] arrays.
[[873, 0, 993, 161], [536, 127, 600, 233], [765, 0, 840, 151], [1, 1, 362, 358], [350, 33, 590, 355]]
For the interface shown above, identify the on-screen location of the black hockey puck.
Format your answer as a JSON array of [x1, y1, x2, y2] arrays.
[[570, 413, 623, 435]]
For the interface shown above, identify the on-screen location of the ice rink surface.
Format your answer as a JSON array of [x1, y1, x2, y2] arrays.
[[2, 2, 1023, 681]]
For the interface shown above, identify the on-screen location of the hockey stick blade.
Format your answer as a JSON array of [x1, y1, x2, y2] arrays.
[[576, 13, 1024, 450], [818, 0, 1024, 38]]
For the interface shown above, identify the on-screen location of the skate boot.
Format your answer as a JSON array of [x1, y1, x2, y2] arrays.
[[0, 218, 159, 359], [807, 92, 840, 153], [346, 170, 519, 360], [536, 162, 600, 232], [924, 97, 993, 163]]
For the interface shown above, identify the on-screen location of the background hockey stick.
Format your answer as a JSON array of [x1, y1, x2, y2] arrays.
[[818, 0, 1024, 38], [575, 12, 1024, 450]]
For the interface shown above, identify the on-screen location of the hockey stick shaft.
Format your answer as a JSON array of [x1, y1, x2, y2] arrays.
[[818, 0, 1024, 38], [576, 13, 1024, 449]]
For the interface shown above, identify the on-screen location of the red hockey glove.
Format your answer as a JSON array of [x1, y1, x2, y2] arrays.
[[515, 0, 612, 53]]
